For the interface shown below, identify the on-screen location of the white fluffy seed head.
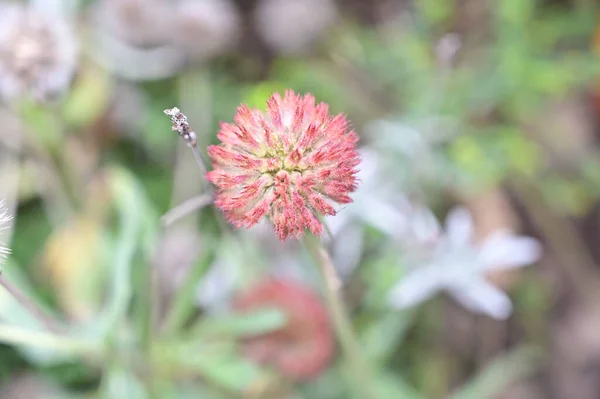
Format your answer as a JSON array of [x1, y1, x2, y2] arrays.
[[254, 0, 338, 55], [0, 1, 77, 102], [0, 200, 12, 262]]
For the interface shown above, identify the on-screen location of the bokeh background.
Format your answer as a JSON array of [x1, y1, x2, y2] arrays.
[[1, 0, 600, 398]]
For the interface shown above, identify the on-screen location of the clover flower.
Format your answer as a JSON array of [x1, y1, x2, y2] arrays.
[[388, 207, 542, 319], [0, 1, 77, 102], [207, 90, 360, 240], [0, 200, 12, 262], [234, 278, 334, 381]]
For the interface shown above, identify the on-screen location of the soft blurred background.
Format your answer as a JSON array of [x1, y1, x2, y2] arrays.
[[1, 0, 600, 398]]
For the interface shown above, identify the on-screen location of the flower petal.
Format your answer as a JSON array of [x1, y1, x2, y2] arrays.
[[195, 261, 236, 313], [410, 206, 441, 243], [444, 207, 473, 248], [449, 280, 513, 319], [323, 212, 347, 240], [478, 232, 542, 270], [358, 196, 408, 237], [355, 149, 379, 183], [330, 223, 364, 280], [388, 267, 445, 309]]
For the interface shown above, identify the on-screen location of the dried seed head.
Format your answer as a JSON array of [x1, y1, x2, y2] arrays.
[[164, 107, 197, 146], [171, 0, 240, 61], [207, 90, 360, 240], [93, 0, 171, 47], [92, 0, 240, 80], [0, 2, 77, 102], [0, 200, 12, 262], [254, 0, 338, 55]]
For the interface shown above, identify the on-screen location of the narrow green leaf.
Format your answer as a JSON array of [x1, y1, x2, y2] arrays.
[[177, 352, 274, 394], [92, 167, 151, 337], [163, 246, 216, 334], [193, 309, 287, 338], [101, 366, 149, 399], [375, 371, 426, 399]]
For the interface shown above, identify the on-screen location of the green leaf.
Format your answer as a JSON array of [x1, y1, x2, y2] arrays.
[[176, 351, 275, 394], [101, 366, 149, 399], [497, 0, 536, 26], [448, 347, 541, 399], [193, 309, 287, 338], [495, 127, 542, 177], [242, 81, 288, 111], [17, 101, 63, 153], [163, 245, 216, 334], [375, 371, 426, 399], [418, 0, 455, 25], [62, 64, 112, 128], [361, 311, 412, 365], [91, 167, 156, 338], [0, 260, 77, 365]]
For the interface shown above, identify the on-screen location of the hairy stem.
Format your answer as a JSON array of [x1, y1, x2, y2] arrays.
[[161, 193, 214, 227], [302, 234, 377, 399]]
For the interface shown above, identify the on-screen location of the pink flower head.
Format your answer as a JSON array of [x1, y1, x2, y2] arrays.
[[207, 90, 360, 240], [233, 278, 334, 381]]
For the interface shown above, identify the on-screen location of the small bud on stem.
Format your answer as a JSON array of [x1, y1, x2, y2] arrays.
[[164, 107, 198, 147]]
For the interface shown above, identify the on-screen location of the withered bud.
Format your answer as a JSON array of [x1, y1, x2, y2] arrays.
[[164, 107, 197, 146]]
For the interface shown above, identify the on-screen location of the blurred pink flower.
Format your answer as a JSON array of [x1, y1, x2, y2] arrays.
[[233, 278, 334, 381], [207, 90, 360, 240]]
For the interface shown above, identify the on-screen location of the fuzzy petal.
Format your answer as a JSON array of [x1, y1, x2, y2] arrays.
[[478, 231, 542, 271], [195, 261, 236, 313], [410, 206, 441, 243], [444, 207, 473, 248], [449, 280, 513, 319], [330, 223, 364, 280], [357, 196, 408, 237], [388, 267, 445, 309]]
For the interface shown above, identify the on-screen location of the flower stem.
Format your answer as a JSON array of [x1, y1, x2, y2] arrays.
[[190, 143, 209, 179], [161, 193, 213, 227], [0, 273, 62, 333], [302, 234, 377, 399]]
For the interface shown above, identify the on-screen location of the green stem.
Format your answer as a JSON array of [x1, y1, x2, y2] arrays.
[[138, 263, 155, 351], [161, 193, 213, 227], [302, 234, 377, 399], [0, 273, 63, 333], [162, 246, 216, 334]]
